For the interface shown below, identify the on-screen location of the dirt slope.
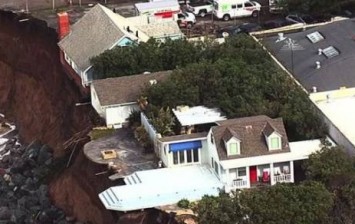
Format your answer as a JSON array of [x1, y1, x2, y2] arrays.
[[0, 10, 177, 224]]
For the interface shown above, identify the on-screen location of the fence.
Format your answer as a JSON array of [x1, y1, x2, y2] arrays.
[[140, 112, 160, 144]]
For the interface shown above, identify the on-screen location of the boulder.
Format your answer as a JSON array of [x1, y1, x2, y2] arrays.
[[0, 207, 11, 220], [10, 174, 26, 186], [37, 145, 52, 165], [11, 208, 27, 223]]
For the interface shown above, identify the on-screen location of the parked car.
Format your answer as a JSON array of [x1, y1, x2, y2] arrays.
[[262, 18, 294, 29], [187, 0, 213, 17], [216, 23, 261, 38], [286, 13, 331, 24]]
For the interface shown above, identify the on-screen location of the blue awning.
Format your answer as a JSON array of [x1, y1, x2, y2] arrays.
[[169, 140, 202, 152]]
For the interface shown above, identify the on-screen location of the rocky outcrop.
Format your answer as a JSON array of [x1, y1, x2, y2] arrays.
[[0, 139, 67, 223]]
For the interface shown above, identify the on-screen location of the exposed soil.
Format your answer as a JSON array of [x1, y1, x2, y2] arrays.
[[0, 10, 176, 224]]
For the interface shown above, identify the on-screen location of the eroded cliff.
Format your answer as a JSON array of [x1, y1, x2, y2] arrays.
[[0, 11, 177, 224]]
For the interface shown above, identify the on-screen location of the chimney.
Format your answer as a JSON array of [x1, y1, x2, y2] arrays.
[[318, 48, 323, 55], [57, 12, 70, 39], [316, 61, 321, 69], [312, 86, 317, 93]]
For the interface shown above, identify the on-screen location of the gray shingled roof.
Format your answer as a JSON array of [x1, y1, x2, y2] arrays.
[[212, 116, 290, 161], [58, 4, 125, 71], [136, 21, 182, 39], [92, 71, 172, 106], [159, 132, 208, 142], [262, 19, 355, 92]]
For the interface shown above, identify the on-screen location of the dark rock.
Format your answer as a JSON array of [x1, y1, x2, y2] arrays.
[[38, 211, 50, 223], [11, 208, 27, 223], [44, 158, 53, 166], [24, 158, 37, 169], [1, 155, 12, 164], [22, 170, 32, 178], [0, 207, 11, 220], [24, 141, 42, 160], [17, 196, 27, 208], [37, 145, 52, 165], [9, 158, 27, 174], [10, 174, 25, 186]]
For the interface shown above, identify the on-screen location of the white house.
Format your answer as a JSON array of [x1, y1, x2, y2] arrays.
[[91, 71, 172, 128], [99, 111, 329, 211]]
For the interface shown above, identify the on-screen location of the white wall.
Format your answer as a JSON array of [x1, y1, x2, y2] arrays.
[[322, 113, 355, 155], [90, 85, 105, 117], [105, 104, 139, 128], [141, 112, 160, 144]]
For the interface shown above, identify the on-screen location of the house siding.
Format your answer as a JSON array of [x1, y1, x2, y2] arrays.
[[90, 85, 105, 117], [105, 104, 140, 128]]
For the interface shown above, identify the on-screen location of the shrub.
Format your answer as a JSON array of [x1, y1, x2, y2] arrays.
[[177, 199, 190, 209]]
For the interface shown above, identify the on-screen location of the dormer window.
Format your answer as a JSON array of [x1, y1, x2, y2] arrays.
[[229, 142, 240, 155], [222, 127, 241, 156], [270, 136, 281, 149]]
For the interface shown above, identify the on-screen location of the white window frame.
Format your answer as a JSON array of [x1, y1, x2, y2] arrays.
[[170, 148, 200, 166], [269, 136, 281, 150]]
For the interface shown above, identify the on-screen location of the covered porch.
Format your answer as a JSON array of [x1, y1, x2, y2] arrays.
[[225, 161, 294, 191]]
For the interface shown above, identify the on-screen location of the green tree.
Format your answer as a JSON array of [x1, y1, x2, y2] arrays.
[[149, 106, 175, 136], [194, 182, 333, 224], [193, 193, 245, 224], [303, 146, 355, 187]]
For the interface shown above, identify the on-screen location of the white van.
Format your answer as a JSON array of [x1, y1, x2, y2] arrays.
[[213, 0, 261, 20], [135, 0, 181, 17]]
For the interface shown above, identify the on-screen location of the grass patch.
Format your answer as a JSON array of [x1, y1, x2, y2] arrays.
[[89, 128, 116, 140]]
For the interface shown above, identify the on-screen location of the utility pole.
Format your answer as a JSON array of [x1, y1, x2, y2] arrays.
[[52, 0, 55, 11]]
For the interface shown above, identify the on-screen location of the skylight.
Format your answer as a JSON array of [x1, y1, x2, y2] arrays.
[[322, 46, 340, 58], [306, 31, 324, 43]]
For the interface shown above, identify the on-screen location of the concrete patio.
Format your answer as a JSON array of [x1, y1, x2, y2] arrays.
[[83, 128, 158, 177]]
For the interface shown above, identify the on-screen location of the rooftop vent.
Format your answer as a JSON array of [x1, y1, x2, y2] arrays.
[[149, 79, 157, 85], [312, 86, 317, 93], [322, 46, 340, 58], [276, 32, 286, 42], [307, 31, 324, 43], [316, 61, 321, 69]]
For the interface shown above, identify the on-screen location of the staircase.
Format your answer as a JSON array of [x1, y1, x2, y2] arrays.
[[124, 172, 142, 185], [99, 188, 122, 210]]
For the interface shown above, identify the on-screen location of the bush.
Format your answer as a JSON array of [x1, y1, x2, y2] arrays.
[[134, 126, 152, 151], [177, 199, 190, 209], [128, 110, 141, 128]]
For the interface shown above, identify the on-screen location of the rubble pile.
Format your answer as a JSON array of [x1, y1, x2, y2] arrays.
[[0, 139, 72, 224]]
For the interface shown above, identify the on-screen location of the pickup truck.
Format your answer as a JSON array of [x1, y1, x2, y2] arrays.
[[187, 1, 213, 17], [175, 12, 197, 28]]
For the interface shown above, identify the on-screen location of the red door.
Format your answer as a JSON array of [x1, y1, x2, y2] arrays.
[[249, 166, 257, 183]]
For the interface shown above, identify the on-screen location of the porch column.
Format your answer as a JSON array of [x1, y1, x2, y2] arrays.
[[290, 161, 294, 183], [225, 168, 230, 185], [270, 163, 275, 185], [246, 166, 251, 188]]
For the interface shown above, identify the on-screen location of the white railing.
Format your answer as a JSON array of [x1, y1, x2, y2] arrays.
[[274, 174, 292, 183], [233, 179, 248, 188], [140, 112, 160, 143]]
